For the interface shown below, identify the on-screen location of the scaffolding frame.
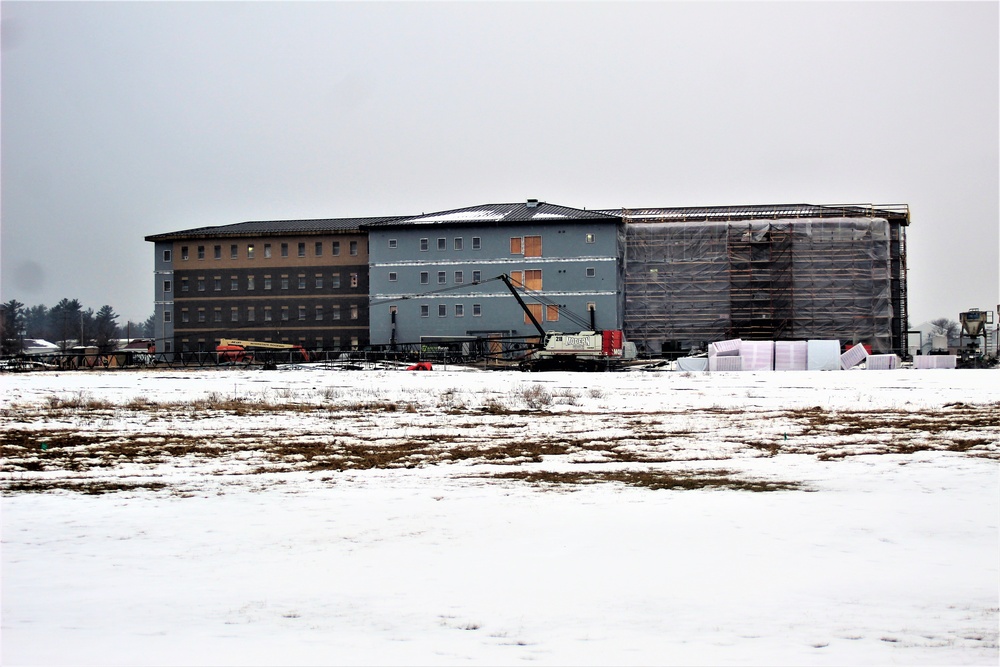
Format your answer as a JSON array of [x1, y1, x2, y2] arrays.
[[621, 205, 910, 356]]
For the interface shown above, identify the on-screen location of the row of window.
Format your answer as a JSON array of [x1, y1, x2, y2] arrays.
[[165, 241, 359, 263], [164, 272, 359, 294], [399, 267, 596, 288], [166, 303, 360, 324], [411, 302, 563, 322], [396, 234, 596, 254]]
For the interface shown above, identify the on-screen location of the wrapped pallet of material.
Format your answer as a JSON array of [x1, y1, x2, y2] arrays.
[[774, 341, 808, 371], [866, 354, 899, 370], [740, 340, 775, 371], [675, 357, 709, 372], [708, 339, 742, 357], [840, 343, 869, 370], [807, 340, 841, 371], [709, 355, 743, 372], [914, 355, 957, 369]]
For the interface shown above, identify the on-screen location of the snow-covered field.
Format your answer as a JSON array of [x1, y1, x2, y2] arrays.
[[2, 366, 998, 666]]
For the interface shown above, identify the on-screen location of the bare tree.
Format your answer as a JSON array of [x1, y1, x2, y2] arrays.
[[930, 318, 960, 342]]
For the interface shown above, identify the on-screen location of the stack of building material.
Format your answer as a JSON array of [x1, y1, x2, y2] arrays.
[[675, 357, 709, 371], [840, 343, 869, 370], [865, 354, 900, 370], [914, 355, 958, 369], [774, 341, 808, 371], [709, 356, 743, 372], [740, 340, 775, 371], [807, 340, 841, 371], [708, 338, 742, 371]]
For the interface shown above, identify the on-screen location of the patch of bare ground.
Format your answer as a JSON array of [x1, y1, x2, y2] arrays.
[[479, 469, 801, 492]]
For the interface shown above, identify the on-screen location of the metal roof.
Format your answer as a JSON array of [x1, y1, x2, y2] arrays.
[[600, 203, 910, 225], [361, 201, 620, 229], [145, 215, 411, 242]]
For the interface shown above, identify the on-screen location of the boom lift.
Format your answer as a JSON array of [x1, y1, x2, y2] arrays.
[[216, 338, 310, 365]]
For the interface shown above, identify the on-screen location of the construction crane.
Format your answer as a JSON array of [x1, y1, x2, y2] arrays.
[[216, 339, 310, 365]]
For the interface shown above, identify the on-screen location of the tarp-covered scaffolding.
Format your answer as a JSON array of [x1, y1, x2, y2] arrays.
[[623, 210, 907, 355]]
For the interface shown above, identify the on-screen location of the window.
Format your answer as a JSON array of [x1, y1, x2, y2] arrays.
[[472, 237, 481, 250], [181, 278, 189, 292], [197, 246, 205, 260], [454, 237, 463, 251], [315, 242, 323, 256], [350, 273, 358, 288], [473, 304, 482, 317], [315, 306, 323, 321], [281, 307, 289, 321], [197, 309, 206, 323], [231, 307, 239, 322], [163, 310, 172, 323], [332, 241, 340, 256], [420, 272, 429, 285], [332, 273, 341, 288], [438, 304, 447, 317], [349, 241, 358, 256], [420, 238, 429, 251], [438, 271, 446, 285], [524, 236, 542, 257], [197, 278, 206, 292], [214, 245, 221, 260], [510, 271, 523, 287], [247, 275, 255, 290], [472, 270, 482, 283], [164, 342, 172, 353], [264, 308, 272, 322], [181, 246, 189, 260], [525, 303, 543, 325], [214, 310, 222, 323], [315, 274, 323, 289], [437, 238, 446, 251], [455, 304, 464, 317], [546, 305, 560, 321], [163, 280, 172, 293], [280, 243, 288, 257], [181, 310, 189, 323], [524, 269, 542, 290], [298, 274, 306, 289], [264, 243, 272, 258], [388, 239, 397, 249], [248, 306, 255, 322], [388, 272, 398, 282], [455, 271, 464, 284], [420, 305, 429, 317], [247, 245, 255, 259], [163, 249, 172, 262], [214, 277, 222, 291], [298, 242, 306, 257], [298, 306, 306, 320], [586, 267, 596, 278], [281, 276, 289, 290], [264, 276, 272, 290], [510, 237, 522, 255], [350, 305, 358, 320], [332, 305, 341, 320], [231, 277, 239, 290], [230, 244, 238, 259], [585, 233, 596, 244]]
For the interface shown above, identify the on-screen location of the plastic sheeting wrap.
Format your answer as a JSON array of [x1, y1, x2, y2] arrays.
[[675, 357, 709, 372], [774, 341, 808, 371], [709, 356, 743, 372], [624, 217, 895, 354], [740, 340, 774, 371], [807, 340, 841, 371], [840, 343, 869, 370], [914, 355, 957, 369], [708, 339, 741, 357], [866, 354, 899, 370]]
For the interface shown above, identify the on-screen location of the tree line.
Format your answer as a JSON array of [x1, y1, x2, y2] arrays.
[[0, 299, 153, 356]]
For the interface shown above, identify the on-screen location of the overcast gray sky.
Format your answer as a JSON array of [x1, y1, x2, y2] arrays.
[[2, 1, 997, 326]]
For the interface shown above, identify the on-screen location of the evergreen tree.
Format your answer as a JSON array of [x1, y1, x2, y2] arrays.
[[94, 305, 120, 353], [1, 299, 25, 355]]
